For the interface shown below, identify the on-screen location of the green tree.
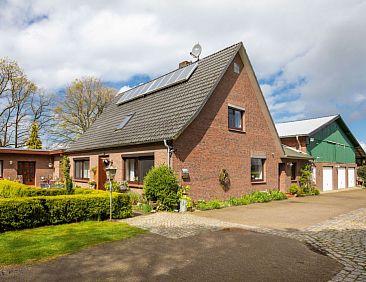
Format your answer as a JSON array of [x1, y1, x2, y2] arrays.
[[357, 166, 366, 186], [61, 155, 73, 194], [25, 122, 42, 149], [53, 77, 115, 144], [299, 163, 312, 193], [143, 165, 179, 211]]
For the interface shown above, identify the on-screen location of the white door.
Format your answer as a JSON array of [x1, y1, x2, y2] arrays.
[[323, 167, 333, 191], [338, 167, 346, 189], [348, 168, 355, 188]]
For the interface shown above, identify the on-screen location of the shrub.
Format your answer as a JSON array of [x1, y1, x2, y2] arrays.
[[0, 193, 132, 231], [0, 180, 104, 198], [269, 190, 288, 200], [61, 155, 73, 194], [289, 184, 300, 195], [127, 191, 143, 205], [195, 191, 287, 211], [143, 165, 179, 211]]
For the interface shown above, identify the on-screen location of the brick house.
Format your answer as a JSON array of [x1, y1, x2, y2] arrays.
[[67, 42, 310, 199], [276, 115, 366, 192], [0, 148, 64, 187]]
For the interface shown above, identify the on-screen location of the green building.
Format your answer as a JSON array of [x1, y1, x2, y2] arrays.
[[276, 115, 366, 192]]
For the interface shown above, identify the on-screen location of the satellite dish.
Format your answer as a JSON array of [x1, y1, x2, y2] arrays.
[[190, 43, 202, 60]]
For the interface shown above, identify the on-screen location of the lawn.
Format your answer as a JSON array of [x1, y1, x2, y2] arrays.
[[0, 221, 145, 266]]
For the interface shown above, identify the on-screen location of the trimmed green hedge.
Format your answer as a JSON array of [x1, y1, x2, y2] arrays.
[[0, 180, 104, 198], [0, 193, 132, 232]]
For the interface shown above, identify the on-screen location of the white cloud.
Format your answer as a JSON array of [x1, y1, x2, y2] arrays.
[[0, 0, 366, 128]]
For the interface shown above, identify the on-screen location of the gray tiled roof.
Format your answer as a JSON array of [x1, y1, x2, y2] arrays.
[[68, 42, 242, 152]]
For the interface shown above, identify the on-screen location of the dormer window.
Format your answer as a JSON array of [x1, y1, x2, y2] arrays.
[[116, 113, 134, 130]]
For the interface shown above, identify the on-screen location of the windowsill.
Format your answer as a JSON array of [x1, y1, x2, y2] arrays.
[[74, 179, 89, 183], [128, 183, 143, 189], [229, 128, 246, 133], [251, 180, 266, 184], [291, 180, 297, 183]]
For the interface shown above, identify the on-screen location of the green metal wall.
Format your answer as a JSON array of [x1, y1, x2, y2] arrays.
[[307, 121, 356, 163]]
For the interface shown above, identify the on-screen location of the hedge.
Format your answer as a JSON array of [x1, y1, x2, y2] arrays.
[[0, 193, 132, 232], [0, 180, 104, 198]]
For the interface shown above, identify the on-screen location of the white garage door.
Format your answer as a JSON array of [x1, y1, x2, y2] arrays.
[[338, 167, 346, 189], [348, 168, 355, 188], [323, 167, 333, 191]]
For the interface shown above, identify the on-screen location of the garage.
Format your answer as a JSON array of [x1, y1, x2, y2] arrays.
[[348, 168, 355, 188], [323, 167, 333, 191], [338, 167, 346, 189]]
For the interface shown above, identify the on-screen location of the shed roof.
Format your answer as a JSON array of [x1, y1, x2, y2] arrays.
[[275, 115, 338, 138], [276, 115, 366, 159]]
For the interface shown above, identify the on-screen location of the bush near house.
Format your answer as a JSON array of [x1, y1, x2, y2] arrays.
[[196, 190, 288, 210], [0, 193, 132, 232], [0, 180, 104, 198], [143, 165, 180, 211]]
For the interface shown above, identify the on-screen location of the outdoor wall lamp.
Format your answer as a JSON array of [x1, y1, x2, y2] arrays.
[[48, 163, 53, 168], [9, 160, 13, 165], [105, 161, 117, 221]]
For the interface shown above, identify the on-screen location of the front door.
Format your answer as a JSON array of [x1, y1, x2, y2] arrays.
[[18, 161, 36, 185], [97, 156, 108, 190]]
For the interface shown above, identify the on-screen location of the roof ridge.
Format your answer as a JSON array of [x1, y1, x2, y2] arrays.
[[276, 114, 339, 125], [118, 42, 243, 95]]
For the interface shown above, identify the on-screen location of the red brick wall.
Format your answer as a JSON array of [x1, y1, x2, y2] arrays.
[[313, 162, 357, 191], [281, 137, 307, 153], [172, 53, 283, 200], [69, 144, 166, 188], [0, 153, 58, 187], [279, 159, 309, 192]]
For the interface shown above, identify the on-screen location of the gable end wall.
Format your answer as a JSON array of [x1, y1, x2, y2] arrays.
[[172, 53, 283, 200]]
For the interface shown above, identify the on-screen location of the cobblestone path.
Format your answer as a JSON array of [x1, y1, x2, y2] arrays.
[[121, 208, 366, 282]]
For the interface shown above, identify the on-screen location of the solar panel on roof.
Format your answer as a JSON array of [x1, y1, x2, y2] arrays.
[[117, 62, 198, 105]]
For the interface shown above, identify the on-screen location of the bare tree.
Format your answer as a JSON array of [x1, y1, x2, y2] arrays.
[[0, 58, 49, 148], [53, 77, 115, 144]]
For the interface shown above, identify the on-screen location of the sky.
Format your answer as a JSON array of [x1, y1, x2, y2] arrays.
[[0, 0, 365, 149]]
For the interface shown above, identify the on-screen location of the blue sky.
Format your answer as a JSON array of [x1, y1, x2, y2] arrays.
[[0, 0, 365, 148]]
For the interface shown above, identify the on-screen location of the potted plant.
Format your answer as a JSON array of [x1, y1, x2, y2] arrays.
[[178, 185, 192, 212], [88, 180, 96, 189]]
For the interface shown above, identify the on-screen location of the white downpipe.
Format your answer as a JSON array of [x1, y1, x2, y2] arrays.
[[163, 139, 171, 168]]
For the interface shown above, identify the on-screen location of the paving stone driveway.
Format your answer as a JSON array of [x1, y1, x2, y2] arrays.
[[122, 208, 366, 282]]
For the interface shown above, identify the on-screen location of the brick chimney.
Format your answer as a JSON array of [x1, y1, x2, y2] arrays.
[[179, 61, 191, 69]]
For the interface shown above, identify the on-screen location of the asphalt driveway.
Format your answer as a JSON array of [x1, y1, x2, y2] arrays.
[[196, 189, 366, 231], [1, 229, 341, 282]]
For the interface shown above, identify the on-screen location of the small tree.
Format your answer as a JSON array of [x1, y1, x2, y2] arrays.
[[357, 166, 366, 186], [143, 165, 179, 211], [299, 163, 312, 193], [61, 155, 73, 194], [25, 122, 42, 149]]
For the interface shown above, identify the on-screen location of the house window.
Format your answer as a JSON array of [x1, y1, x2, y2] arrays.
[[228, 107, 244, 131], [0, 160, 3, 178], [74, 159, 90, 180], [124, 156, 154, 185], [234, 62, 240, 74], [291, 162, 297, 180], [251, 158, 264, 181]]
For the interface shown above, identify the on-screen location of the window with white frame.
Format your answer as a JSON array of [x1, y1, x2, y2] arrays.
[[251, 158, 265, 181]]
